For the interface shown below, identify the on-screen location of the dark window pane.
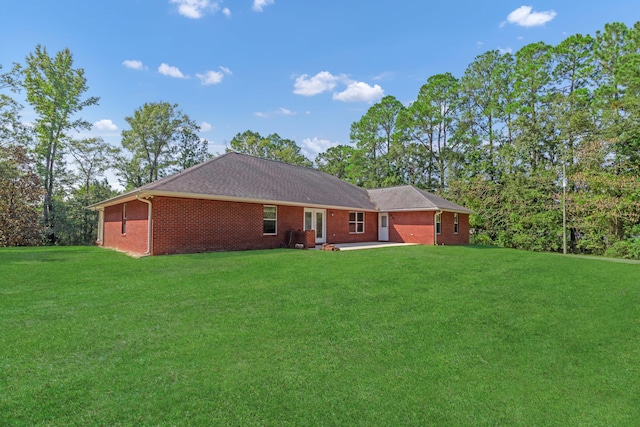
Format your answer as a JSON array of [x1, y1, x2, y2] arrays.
[[316, 213, 323, 238], [263, 206, 277, 220], [264, 220, 276, 234], [304, 212, 313, 230]]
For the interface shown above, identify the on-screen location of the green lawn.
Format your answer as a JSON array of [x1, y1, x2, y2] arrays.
[[1, 245, 639, 426]]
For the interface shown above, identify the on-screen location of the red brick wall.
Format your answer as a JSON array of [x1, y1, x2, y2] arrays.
[[101, 197, 470, 256], [151, 197, 304, 255], [438, 212, 470, 245], [103, 200, 149, 255], [325, 210, 378, 244], [388, 211, 435, 245], [386, 211, 470, 245], [304, 230, 316, 248]]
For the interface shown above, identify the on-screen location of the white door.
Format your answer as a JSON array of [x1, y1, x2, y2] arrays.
[[304, 209, 326, 244], [378, 213, 389, 241]]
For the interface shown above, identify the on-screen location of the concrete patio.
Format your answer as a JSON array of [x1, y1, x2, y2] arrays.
[[314, 242, 418, 251]]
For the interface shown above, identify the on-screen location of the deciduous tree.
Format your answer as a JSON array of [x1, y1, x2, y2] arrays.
[[118, 102, 205, 188], [22, 45, 99, 243], [316, 145, 367, 186], [0, 145, 44, 246], [0, 63, 29, 148], [227, 130, 312, 167], [349, 95, 404, 187]]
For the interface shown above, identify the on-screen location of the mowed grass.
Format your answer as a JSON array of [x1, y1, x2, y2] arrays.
[[1, 246, 639, 426]]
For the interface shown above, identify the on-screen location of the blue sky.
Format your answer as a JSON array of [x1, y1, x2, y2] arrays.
[[2, 1, 640, 175]]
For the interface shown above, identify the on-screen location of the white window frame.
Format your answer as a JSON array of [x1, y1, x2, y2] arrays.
[[122, 203, 127, 235], [349, 211, 365, 234], [98, 209, 104, 242], [263, 205, 277, 235], [435, 212, 442, 235], [304, 210, 313, 231], [454, 213, 459, 234], [304, 208, 326, 243]]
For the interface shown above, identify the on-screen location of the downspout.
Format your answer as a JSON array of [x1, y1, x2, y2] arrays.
[[137, 196, 153, 255], [434, 210, 442, 246], [97, 208, 104, 245]]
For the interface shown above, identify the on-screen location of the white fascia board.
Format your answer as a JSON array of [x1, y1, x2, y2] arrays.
[[382, 207, 474, 214], [89, 190, 378, 212], [86, 192, 143, 210]]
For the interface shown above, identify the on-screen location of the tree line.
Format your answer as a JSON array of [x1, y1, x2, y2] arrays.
[[0, 46, 211, 246], [2, 21, 639, 258], [0, 44, 312, 247], [315, 22, 640, 258]]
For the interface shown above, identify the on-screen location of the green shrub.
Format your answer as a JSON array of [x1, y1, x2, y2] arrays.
[[471, 233, 493, 246], [604, 239, 640, 260]]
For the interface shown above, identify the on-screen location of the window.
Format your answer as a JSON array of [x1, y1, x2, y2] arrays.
[[435, 212, 441, 235], [349, 211, 365, 233], [122, 203, 127, 234], [304, 210, 313, 231], [263, 205, 277, 235], [316, 211, 324, 239], [454, 213, 459, 234]]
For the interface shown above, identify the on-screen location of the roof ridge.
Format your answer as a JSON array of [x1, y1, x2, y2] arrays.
[[413, 186, 448, 199], [227, 151, 324, 172], [144, 152, 233, 191], [368, 184, 413, 191], [229, 151, 371, 192], [408, 185, 438, 208]]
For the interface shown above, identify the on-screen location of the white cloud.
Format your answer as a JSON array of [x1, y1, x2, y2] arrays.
[[222, 7, 231, 17], [252, 0, 274, 12], [294, 71, 347, 96], [219, 66, 232, 75], [372, 71, 394, 81], [476, 41, 485, 48], [122, 59, 146, 70], [93, 119, 118, 131], [170, 0, 219, 19], [158, 63, 188, 78], [200, 121, 213, 132], [254, 108, 296, 118], [301, 137, 338, 159], [498, 47, 513, 54], [332, 81, 384, 103], [504, 6, 557, 27], [196, 70, 224, 85]]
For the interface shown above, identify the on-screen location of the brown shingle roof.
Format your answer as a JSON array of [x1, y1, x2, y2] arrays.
[[93, 152, 377, 210], [89, 153, 472, 213], [368, 185, 473, 213]]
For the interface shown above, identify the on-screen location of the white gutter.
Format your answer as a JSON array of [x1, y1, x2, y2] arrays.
[[89, 190, 378, 213], [137, 196, 153, 255], [434, 210, 442, 246], [97, 208, 105, 245]]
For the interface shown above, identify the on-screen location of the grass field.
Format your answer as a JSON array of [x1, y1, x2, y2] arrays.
[[1, 245, 639, 426]]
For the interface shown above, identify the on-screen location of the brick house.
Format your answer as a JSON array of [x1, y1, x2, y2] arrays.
[[89, 153, 472, 256]]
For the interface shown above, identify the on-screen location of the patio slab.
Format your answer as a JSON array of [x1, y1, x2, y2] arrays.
[[314, 242, 418, 251]]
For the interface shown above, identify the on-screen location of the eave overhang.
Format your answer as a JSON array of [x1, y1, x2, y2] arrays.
[[87, 190, 378, 212]]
